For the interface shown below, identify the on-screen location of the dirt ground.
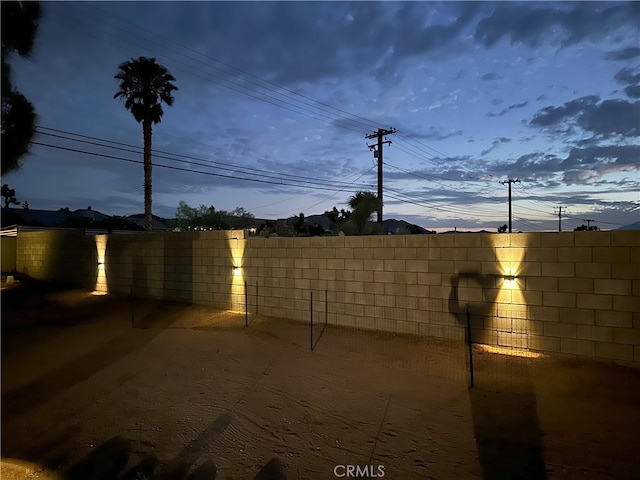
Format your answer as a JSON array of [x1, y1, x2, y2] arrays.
[[2, 282, 639, 479]]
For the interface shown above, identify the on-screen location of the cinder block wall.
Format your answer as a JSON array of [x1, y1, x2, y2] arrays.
[[15, 230, 639, 364], [1, 237, 17, 272], [15, 230, 97, 287]]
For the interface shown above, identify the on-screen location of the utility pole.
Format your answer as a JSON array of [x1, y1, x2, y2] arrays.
[[584, 219, 595, 230], [366, 127, 396, 226], [499, 178, 520, 233], [554, 206, 568, 232]]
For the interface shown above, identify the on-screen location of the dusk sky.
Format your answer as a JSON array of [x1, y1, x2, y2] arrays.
[[5, 1, 639, 231]]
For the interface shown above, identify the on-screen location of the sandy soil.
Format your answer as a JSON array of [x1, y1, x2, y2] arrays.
[[2, 284, 639, 479]]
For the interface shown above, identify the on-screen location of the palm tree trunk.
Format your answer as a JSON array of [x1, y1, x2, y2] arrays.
[[142, 120, 153, 231]]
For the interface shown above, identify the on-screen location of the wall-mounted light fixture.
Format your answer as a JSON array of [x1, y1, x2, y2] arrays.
[[503, 274, 517, 287], [94, 235, 109, 295]]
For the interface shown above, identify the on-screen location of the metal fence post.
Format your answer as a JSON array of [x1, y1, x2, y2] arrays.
[[325, 289, 328, 327], [466, 306, 474, 388]]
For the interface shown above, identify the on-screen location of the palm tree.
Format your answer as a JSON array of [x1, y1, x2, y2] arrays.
[[348, 191, 381, 235], [114, 57, 177, 230]]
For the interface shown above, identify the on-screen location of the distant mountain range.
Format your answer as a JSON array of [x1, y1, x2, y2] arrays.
[[617, 221, 640, 231], [302, 214, 434, 234], [0, 207, 173, 231]]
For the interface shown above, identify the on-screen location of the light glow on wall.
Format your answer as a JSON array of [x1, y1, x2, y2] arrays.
[[478, 344, 544, 359], [492, 241, 525, 300], [490, 236, 532, 355], [228, 235, 245, 312], [93, 235, 108, 295]]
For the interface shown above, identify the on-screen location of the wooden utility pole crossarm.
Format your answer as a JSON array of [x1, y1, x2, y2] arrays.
[[554, 205, 568, 232], [365, 128, 396, 225]]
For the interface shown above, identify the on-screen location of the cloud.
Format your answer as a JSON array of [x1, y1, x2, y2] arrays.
[[481, 72, 502, 81], [491, 145, 640, 187], [624, 85, 640, 99], [613, 67, 640, 99], [530, 95, 600, 127], [474, 2, 640, 49], [560, 145, 640, 184], [143, 2, 485, 87], [576, 99, 640, 137], [488, 101, 529, 117], [531, 95, 639, 138], [481, 137, 512, 156], [43, 2, 639, 94], [604, 47, 640, 61], [392, 2, 482, 58], [614, 67, 640, 86], [397, 126, 463, 141], [495, 152, 563, 182]]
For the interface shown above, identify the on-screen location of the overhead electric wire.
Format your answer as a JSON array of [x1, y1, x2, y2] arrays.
[[50, 3, 376, 135], [383, 164, 560, 226], [384, 188, 504, 219], [85, 2, 383, 133], [513, 217, 541, 231], [48, 4, 505, 201], [383, 161, 505, 209], [563, 214, 624, 227], [32, 141, 371, 194], [40, 3, 614, 229], [35, 126, 372, 190], [269, 165, 377, 217], [514, 182, 630, 226], [396, 130, 457, 161], [512, 182, 560, 216]]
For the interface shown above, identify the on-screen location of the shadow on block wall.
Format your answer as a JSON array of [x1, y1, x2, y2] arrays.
[[131, 254, 148, 299], [41, 231, 98, 290], [448, 272, 547, 479], [164, 233, 193, 304]]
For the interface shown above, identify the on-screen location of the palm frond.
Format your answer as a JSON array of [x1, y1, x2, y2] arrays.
[[113, 56, 177, 124]]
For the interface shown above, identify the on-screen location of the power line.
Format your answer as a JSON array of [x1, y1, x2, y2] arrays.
[[48, 3, 376, 135], [35, 126, 372, 190], [84, 2, 382, 133], [268, 165, 376, 218], [37, 126, 506, 221], [396, 130, 458, 162], [383, 161, 502, 204], [384, 187, 503, 219], [564, 214, 624, 227], [31, 141, 372, 194], [37, 5, 626, 230]]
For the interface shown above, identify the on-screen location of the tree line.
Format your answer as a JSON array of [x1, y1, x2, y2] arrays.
[[174, 201, 255, 231]]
